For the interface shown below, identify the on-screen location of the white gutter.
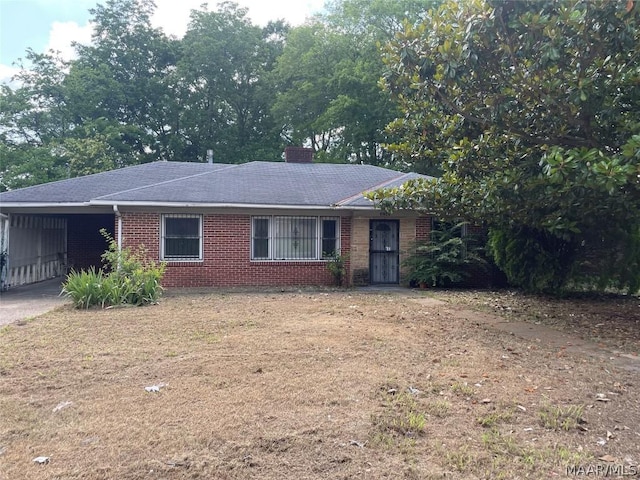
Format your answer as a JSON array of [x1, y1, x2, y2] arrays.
[[0, 202, 91, 208], [0, 200, 382, 212], [113, 204, 122, 252], [89, 200, 373, 210]]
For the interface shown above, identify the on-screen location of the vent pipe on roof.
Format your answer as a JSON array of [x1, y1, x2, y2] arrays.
[[206, 149, 214, 164], [284, 146, 314, 163]]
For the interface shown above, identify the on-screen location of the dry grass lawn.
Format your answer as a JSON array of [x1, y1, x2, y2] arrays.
[[0, 289, 639, 479]]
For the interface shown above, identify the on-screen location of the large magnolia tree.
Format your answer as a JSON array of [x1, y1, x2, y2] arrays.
[[372, 0, 640, 292]]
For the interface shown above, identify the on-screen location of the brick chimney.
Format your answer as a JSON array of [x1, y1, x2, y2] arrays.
[[284, 146, 314, 163]]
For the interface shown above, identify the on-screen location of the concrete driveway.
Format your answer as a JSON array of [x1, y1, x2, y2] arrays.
[[0, 278, 68, 326]]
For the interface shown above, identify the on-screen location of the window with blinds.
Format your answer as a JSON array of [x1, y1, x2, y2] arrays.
[[252, 216, 339, 260]]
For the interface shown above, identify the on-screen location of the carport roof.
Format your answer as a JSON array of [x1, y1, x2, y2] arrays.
[[0, 161, 431, 210]]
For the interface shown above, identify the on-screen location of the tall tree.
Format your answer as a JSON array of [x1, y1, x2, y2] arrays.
[[270, 0, 437, 165], [68, 0, 178, 162], [175, 2, 285, 163], [0, 50, 71, 146], [269, 23, 343, 154], [0, 50, 72, 190], [372, 0, 640, 292]]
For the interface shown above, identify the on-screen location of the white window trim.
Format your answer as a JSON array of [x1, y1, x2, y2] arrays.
[[161, 214, 203, 262], [251, 215, 340, 261]]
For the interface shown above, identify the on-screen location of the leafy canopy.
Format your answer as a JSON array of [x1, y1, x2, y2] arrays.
[[371, 0, 640, 292]]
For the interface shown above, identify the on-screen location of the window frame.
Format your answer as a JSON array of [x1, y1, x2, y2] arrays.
[[251, 216, 271, 260], [320, 217, 339, 260], [251, 215, 340, 261], [161, 214, 203, 262]]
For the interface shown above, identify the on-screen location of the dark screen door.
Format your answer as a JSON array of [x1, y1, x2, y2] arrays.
[[369, 220, 399, 284]]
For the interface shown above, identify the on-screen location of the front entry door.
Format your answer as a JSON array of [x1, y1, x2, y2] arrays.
[[370, 220, 399, 284]]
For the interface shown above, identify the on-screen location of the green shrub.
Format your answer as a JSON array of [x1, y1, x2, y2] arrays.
[[62, 230, 165, 308], [404, 221, 487, 287], [572, 224, 640, 294], [487, 226, 577, 293], [61, 267, 107, 309], [488, 223, 640, 295], [325, 252, 348, 286]]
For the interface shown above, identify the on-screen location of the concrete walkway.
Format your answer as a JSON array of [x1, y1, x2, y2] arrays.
[[0, 278, 68, 326]]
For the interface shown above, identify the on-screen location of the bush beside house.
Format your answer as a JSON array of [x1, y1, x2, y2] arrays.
[[62, 230, 165, 308]]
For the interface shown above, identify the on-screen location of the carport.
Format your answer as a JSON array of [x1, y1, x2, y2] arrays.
[[0, 211, 114, 289], [1, 162, 216, 289]]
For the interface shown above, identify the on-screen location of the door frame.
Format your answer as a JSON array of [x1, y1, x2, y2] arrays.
[[369, 219, 400, 284]]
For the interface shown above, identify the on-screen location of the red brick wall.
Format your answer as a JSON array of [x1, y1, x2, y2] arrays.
[[119, 212, 352, 288], [118, 212, 160, 259]]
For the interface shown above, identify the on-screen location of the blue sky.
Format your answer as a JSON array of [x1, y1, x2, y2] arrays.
[[0, 0, 325, 84], [0, 0, 95, 66]]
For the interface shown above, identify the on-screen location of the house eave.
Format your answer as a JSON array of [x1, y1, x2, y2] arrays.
[[88, 200, 379, 211], [0, 202, 90, 208], [0, 202, 114, 215]]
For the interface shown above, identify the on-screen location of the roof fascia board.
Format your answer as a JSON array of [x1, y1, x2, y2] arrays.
[[89, 200, 376, 210], [0, 202, 91, 208], [0, 205, 114, 215]]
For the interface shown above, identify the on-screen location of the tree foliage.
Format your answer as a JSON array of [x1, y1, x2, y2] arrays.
[[371, 0, 640, 292], [68, 0, 178, 162], [0, 0, 436, 188], [176, 2, 286, 163], [269, 0, 438, 164]]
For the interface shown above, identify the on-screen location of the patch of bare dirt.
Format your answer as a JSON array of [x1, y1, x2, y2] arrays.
[[432, 289, 640, 356], [0, 290, 638, 479]]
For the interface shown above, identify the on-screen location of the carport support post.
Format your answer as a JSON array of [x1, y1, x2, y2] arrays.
[[0, 213, 9, 290], [113, 205, 122, 254]]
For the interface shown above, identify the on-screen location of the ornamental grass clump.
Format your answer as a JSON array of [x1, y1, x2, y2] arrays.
[[62, 229, 165, 308]]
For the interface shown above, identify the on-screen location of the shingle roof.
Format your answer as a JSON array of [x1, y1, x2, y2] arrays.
[[0, 161, 431, 209], [337, 172, 427, 207], [0, 162, 227, 204]]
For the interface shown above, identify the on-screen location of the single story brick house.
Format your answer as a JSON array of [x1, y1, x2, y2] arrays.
[[0, 148, 435, 288]]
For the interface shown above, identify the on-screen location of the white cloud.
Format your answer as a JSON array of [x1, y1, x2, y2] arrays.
[[44, 21, 94, 62], [239, 0, 325, 26], [152, 0, 201, 38], [152, 0, 326, 38], [0, 64, 22, 88], [0, 20, 93, 87]]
